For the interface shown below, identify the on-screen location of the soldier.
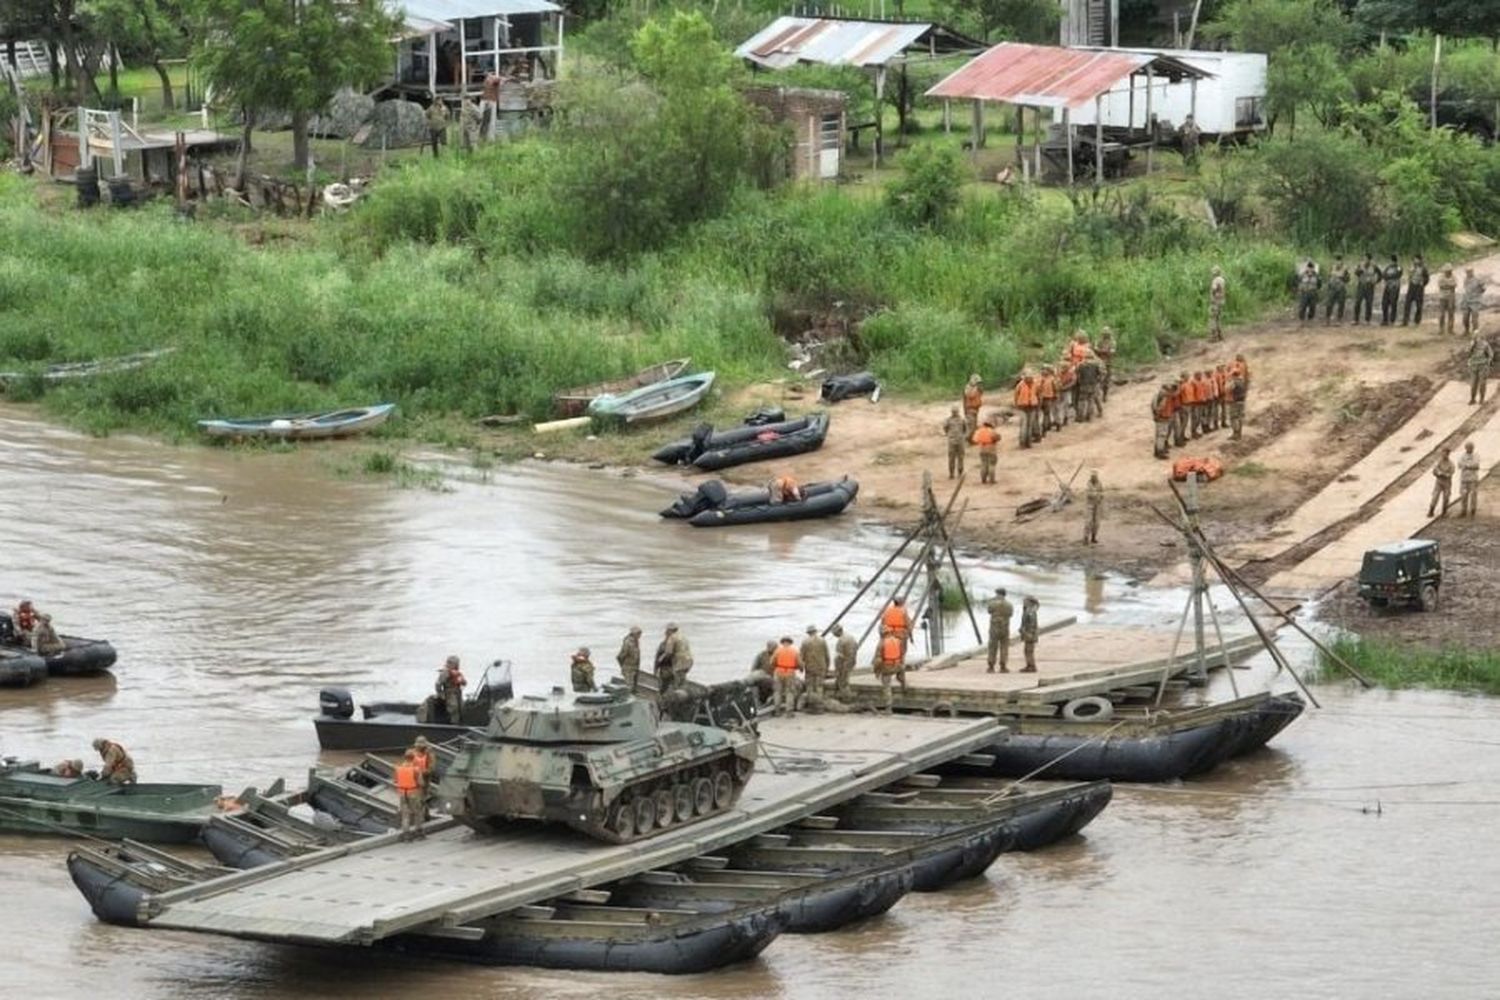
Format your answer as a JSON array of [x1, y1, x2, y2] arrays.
[[881, 596, 912, 658], [409, 735, 435, 789], [1469, 335, 1494, 405], [1013, 371, 1039, 449], [1227, 367, 1248, 440], [943, 405, 967, 479], [985, 587, 1013, 674], [1057, 359, 1077, 428], [1353, 253, 1377, 325], [1083, 471, 1104, 545], [459, 96, 483, 151], [616, 626, 642, 692], [1380, 254, 1403, 326], [751, 639, 776, 676], [873, 630, 904, 712], [1037, 366, 1058, 434], [1075, 351, 1101, 422], [1191, 371, 1209, 438], [91, 738, 136, 785], [11, 598, 38, 646], [962, 375, 984, 437], [972, 419, 1000, 485], [1152, 380, 1177, 458], [1214, 363, 1230, 429], [1324, 255, 1349, 324], [569, 647, 596, 693], [655, 623, 693, 693], [1019, 597, 1040, 673], [32, 613, 64, 655], [1428, 447, 1454, 518], [425, 98, 447, 158], [832, 624, 858, 698], [394, 749, 426, 841], [1462, 268, 1486, 336], [1174, 372, 1191, 447], [1437, 264, 1459, 336], [436, 655, 465, 723], [1457, 441, 1481, 517], [1296, 261, 1320, 325], [1202, 368, 1220, 432], [1402, 254, 1430, 325], [770, 636, 801, 716], [1209, 266, 1227, 340], [800, 625, 830, 702], [1096, 326, 1116, 400], [1180, 114, 1201, 169], [53, 759, 85, 778]]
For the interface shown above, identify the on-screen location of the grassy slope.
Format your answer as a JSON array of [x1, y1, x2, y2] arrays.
[[1322, 637, 1500, 697]]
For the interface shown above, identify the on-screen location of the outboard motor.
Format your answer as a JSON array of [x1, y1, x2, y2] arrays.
[[319, 687, 355, 719], [743, 406, 786, 426], [684, 422, 715, 464]]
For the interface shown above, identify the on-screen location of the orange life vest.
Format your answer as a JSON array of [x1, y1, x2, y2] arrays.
[[1013, 379, 1036, 408], [1068, 341, 1087, 363], [1058, 364, 1076, 389], [1153, 391, 1177, 421], [1202, 375, 1218, 401], [444, 666, 466, 688], [15, 606, 36, 631], [1177, 379, 1195, 405], [882, 604, 910, 635], [772, 645, 800, 674], [394, 764, 421, 793], [773, 475, 800, 500], [962, 385, 983, 411], [972, 426, 999, 451], [1229, 359, 1248, 381], [880, 634, 903, 665], [1038, 374, 1057, 401], [411, 749, 434, 775], [1215, 369, 1228, 393]]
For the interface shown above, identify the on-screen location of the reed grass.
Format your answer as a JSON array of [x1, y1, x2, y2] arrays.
[[1321, 637, 1500, 697]]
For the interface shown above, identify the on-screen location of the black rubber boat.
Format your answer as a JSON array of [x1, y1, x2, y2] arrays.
[[313, 667, 511, 752], [0, 648, 46, 686], [667, 477, 859, 528], [835, 778, 1112, 852], [821, 372, 880, 403], [0, 613, 117, 677], [653, 413, 831, 471]]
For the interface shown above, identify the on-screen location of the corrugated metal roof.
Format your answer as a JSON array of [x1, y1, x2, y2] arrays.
[[927, 43, 1209, 110], [735, 17, 979, 70], [399, 0, 560, 36]]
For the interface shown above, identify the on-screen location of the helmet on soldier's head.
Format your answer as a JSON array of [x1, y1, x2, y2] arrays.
[[1443, 264, 1453, 273], [414, 736, 429, 747], [91, 739, 105, 751], [628, 626, 641, 636], [574, 647, 590, 658], [665, 623, 679, 633], [445, 655, 460, 668], [806, 624, 818, 634]]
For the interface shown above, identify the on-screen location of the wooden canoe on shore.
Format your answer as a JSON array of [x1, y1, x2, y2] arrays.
[[197, 403, 395, 440], [589, 372, 716, 425], [553, 358, 690, 417]]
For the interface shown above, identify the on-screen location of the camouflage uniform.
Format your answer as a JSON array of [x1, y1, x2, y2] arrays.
[[32, 614, 64, 655], [751, 640, 776, 676], [1019, 598, 1039, 673], [1173, 373, 1190, 447], [425, 100, 447, 157], [800, 627, 830, 701], [1462, 271, 1485, 335], [437, 659, 465, 722], [1075, 356, 1102, 422], [832, 626, 858, 698], [1437, 267, 1458, 336], [1457, 445, 1481, 517], [1227, 373, 1247, 440], [93, 739, 136, 785], [1352, 256, 1377, 324], [459, 98, 483, 150], [570, 649, 596, 693], [771, 640, 801, 715], [615, 627, 642, 692], [1402, 257, 1430, 325], [1470, 337, 1494, 405], [656, 627, 694, 692], [1209, 269, 1226, 340], [1096, 328, 1116, 401], [985, 591, 1013, 673], [1324, 259, 1349, 324], [943, 408, 967, 479], [1428, 451, 1454, 518], [1296, 266, 1320, 324], [1083, 473, 1103, 544], [1380, 258, 1403, 326]]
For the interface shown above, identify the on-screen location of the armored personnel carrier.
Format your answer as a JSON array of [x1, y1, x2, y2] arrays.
[[438, 686, 757, 843]]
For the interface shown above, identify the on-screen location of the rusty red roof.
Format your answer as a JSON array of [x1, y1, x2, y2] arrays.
[[927, 42, 1209, 109], [736, 17, 984, 70]]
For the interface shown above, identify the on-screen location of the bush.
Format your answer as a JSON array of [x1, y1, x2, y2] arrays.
[[885, 145, 966, 228]]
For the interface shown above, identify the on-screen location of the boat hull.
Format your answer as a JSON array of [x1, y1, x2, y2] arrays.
[[554, 358, 689, 418], [0, 650, 47, 686], [198, 403, 395, 440], [654, 413, 830, 470], [314, 715, 477, 753], [688, 478, 858, 528], [0, 794, 211, 843], [589, 373, 715, 425], [68, 852, 149, 926], [41, 638, 117, 676]]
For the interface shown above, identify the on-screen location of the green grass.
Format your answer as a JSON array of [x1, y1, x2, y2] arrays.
[[1320, 637, 1500, 696]]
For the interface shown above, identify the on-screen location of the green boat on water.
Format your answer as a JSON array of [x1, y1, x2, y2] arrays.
[[0, 759, 226, 844]]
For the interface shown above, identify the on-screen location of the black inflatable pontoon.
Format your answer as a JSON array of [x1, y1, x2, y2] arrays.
[[661, 477, 858, 527], [821, 372, 879, 403], [653, 412, 830, 470]]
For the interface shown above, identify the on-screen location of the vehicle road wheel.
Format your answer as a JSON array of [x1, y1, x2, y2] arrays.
[[674, 784, 695, 822], [692, 777, 715, 816], [1420, 584, 1439, 612], [653, 788, 675, 828], [712, 769, 735, 810], [610, 802, 635, 841], [634, 796, 656, 833]]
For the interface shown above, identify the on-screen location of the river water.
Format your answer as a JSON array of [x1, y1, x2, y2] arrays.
[[1, 408, 1496, 999]]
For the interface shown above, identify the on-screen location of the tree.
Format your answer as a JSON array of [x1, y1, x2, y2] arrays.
[[935, 0, 1060, 43], [192, 0, 396, 174], [885, 144, 966, 228], [1356, 1, 1500, 42], [1208, 0, 1359, 134]]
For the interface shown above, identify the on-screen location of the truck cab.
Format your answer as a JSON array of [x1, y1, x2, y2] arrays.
[[1358, 539, 1441, 612]]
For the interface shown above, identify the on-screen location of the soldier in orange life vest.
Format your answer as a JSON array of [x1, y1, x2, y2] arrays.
[[1037, 365, 1059, 433], [768, 474, 802, 505], [972, 419, 1000, 484], [12, 599, 38, 645], [436, 655, 466, 723], [1057, 360, 1077, 429], [881, 597, 913, 691], [409, 736, 435, 791], [1013, 372, 1040, 448], [1152, 381, 1178, 459], [873, 630, 905, 712], [1202, 368, 1221, 432], [770, 636, 802, 716], [1068, 331, 1089, 364], [1173, 372, 1191, 447], [394, 750, 427, 841], [1214, 364, 1230, 429], [962, 374, 984, 437]]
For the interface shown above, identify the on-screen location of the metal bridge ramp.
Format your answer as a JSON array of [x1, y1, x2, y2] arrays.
[[145, 714, 1001, 945]]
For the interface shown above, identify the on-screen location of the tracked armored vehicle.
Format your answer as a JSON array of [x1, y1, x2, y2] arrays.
[[438, 686, 757, 843]]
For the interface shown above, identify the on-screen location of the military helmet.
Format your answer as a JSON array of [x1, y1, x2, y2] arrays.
[[91, 738, 105, 751], [414, 735, 429, 748], [665, 623, 679, 632], [995, 586, 1007, 596], [574, 647, 590, 658], [806, 624, 818, 634]]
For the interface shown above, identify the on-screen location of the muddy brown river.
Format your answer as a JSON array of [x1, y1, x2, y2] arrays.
[[2, 408, 1496, 999]]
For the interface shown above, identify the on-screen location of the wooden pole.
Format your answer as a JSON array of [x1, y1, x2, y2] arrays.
[[1094, 94, 1104, 187], [821, 518, 927, 636], [1431, 34, 1442, 131], [1015, 105, 1023, 165], [1145, 66, 1154, 175], [1185, 0, 1203, 49], [1203, 585, 1242, 699], [1063, 106, 1073, 186], [873, 67, 885, 167]]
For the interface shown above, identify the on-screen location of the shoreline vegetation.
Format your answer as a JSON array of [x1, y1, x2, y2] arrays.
[[1320, 637, 1500, 697]]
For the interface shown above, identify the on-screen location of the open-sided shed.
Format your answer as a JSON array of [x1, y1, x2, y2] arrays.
[[393, 0, 564, 100], [927, 42, 1210, 184], [735, 16, 984, 166]]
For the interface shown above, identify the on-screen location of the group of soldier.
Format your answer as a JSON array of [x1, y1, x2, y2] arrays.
[[556, 623, 694, 697], [1295, 254, 1486, 335], [1427, 441, 1485, 520], [48, 737, 136, 786], [984, 589, 1040, 674], [1151, 356, 1250, 459], [7, 598, 64, 655], [945, 330, 1116, 487]]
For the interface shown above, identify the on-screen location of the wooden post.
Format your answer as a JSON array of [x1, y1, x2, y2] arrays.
[[1128, 71, 1135, 133], [77, 107, 88, 170], [970, 98, 984, 151], [943, 98, 950, 134], [1015, 105, 1024, 165], [873, 66, 885, 167], [1145, 66, 1154, 175], [1431, 34, 1442, 131], [557, 13, 565, 77], [459, 19, 468, 97], [108, 110, 124, 178], [1033, 105, 1042, 178], [427, 32, 437, 96], [1109, 0, 1119, 46], [1185, 0, 1203, 49], [1063, 106, 1073, 186], [1094, 95, 1104, 186]]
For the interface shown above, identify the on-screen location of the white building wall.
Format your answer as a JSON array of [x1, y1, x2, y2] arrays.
[[1071, 49, 1267, 135]]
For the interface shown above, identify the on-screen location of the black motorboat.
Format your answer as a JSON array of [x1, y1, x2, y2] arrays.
[[0, 612, 117, 678], [313, 661, 512, 752], [653, 413, 830, 471], [661, 477, 858, 528]]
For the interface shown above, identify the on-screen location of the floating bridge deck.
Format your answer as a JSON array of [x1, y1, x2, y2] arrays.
[[142, 713, 1001, 946]]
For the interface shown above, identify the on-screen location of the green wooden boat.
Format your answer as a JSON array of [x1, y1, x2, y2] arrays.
[[0, 758, 224, 844]]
